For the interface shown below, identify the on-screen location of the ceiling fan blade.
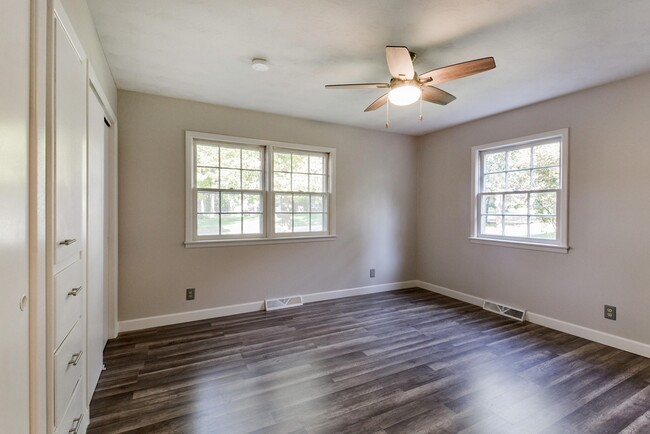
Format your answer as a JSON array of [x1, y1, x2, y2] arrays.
[[325, 83, 390, 89], [419, 57, 496, 84], [422, 86, 456, 105], [386, 46, 415, 80], [364, 94, 388, 112]]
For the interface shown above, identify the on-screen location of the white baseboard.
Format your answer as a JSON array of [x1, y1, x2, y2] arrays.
[[118, 300, 265, 333], [118, 280, 418, 333], [302, 280, 418, 303], [526, 312, 650, 358], [415, 280, 483, 307], [416, 280, 650, 359]]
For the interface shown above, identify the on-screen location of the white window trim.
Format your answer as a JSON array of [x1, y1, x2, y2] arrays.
[[469, 128, 569, 253], [185, 131, 336, 247]]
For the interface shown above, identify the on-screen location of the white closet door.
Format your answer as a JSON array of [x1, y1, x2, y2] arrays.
[[87, 88, 108, 399], [54, 19, 85, 269], [0, 0, 31, 432]]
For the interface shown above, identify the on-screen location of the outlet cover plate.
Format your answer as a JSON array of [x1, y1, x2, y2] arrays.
[[604, 305, 616, 320], [370, 269, 375, 278], [186, 288, 195, 301]]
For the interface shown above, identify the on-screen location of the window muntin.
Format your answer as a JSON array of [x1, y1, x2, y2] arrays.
[[186, 131, 335, 245], [471, 129, 568, 251], [272, 150, 328, 235]]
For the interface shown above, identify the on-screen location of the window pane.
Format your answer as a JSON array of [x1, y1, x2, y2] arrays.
[[530, 216, 557, 239], [481, 194, 502, 214], [220, 147, 241, 169], [196, 167, 219, 188], [503, 193, 527, 215], [274, 172, 291, 191], [309, 155, 325, 174], [275, 194, 292, 212], [484, 151, 505, 173], [197, 191, 219, 213], [196, 144, 219, 166], [242, 149, 262, 170], [220, 168, 241, 189], [532, 167, 559, 190], [293, 214, 310, 232], [197, 214, 219, 236], [293, 194, 309, 212], [483, 173, 505, 192], [292, 154, 308, 173], [507, 148, 531, 170], [292, 173, 309, 192], [533, 142, 560, 167], [311, 195, 324, 212], [242, 170, 262, 190], [221, 214, 242, 235], [274, 152, 291, 172], [530, 192, 556, 215], [506, 170, 531, 191], [504, 216, 527, 237], [309, 174, 325, 193], [243, 214, 262, 234], [310, 213, 324, 232], [242, 193, 262, 212], [221, 192, 241, 213], [481, 215, 502, 236], [275, 214, 292, 233]]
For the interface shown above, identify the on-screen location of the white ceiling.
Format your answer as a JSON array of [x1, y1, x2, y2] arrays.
[[88, 0, 650, 136]]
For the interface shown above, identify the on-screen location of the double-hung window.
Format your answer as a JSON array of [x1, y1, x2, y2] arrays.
[[272, 149, 329, 235], [185, 131, 335, 246], [470, 129, 569, 253]]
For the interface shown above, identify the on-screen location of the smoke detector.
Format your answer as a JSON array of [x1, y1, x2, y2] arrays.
[[251, 58, 269, 72]]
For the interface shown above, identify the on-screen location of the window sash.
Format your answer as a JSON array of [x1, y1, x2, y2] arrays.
[[477, 190, 560, 242], [271, 192, 329, 237], [193, 188, 266, 240]]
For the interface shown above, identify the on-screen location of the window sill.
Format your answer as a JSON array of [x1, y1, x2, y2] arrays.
[[185, 235, 337, 248], [469, 237, 569, 254]]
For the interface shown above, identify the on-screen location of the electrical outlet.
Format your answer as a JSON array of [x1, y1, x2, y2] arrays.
[[604, 305, 616, 320], [186, 288, 195, 301], [370, 269, 375, 278]]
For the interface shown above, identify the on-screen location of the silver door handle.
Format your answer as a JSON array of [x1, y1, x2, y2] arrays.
[[59, 239, 77, 246], [68, 351, 83, 366], [69, 413, 83, 433], [68, 286, 82, 296]]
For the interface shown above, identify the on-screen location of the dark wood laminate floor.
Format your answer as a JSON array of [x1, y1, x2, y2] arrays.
[[88, 288, 650, 434]]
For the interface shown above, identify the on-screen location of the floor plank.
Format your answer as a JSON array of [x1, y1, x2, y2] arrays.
[[88, 288, 650, 433]]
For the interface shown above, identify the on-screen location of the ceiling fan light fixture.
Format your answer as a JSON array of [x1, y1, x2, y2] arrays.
[[388, 85, 421, 106]]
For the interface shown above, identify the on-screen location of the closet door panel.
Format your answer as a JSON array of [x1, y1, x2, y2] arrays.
[[54, 19, 85, 268], [87, 88, 107, 399]]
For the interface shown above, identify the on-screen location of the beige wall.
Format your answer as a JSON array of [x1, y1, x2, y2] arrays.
[[60, 0, 117, 110], [117, 90, 417, 321], [416, 72, 650, 344]]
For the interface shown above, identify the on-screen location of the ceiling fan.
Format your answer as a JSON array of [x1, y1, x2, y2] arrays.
[[325, 46, 495, 114]]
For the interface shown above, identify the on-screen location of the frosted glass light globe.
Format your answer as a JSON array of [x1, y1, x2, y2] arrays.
[[388, 85, 421, 106]]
